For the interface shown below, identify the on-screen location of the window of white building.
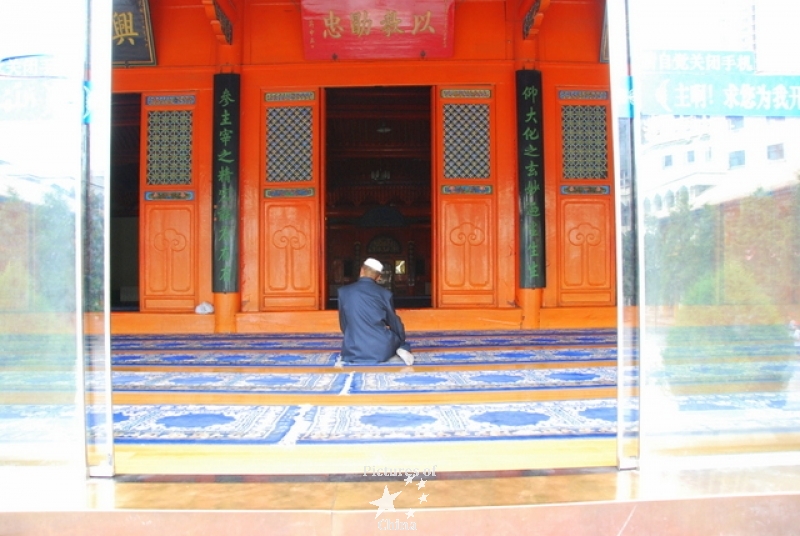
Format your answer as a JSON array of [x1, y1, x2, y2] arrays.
[[727, 116, 745, 130], [728, 150, 746, 167], [767, 143, 784, 160]]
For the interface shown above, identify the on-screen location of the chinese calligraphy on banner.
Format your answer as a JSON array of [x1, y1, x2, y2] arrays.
[[112, 0, 156, 66], [650, 50, 756, 73], [516, 70, 546, 288], [639, 73, 800, 116], [212, 74, 240, 293], [637, 49, 800, 116], [301, 0, 454, 60]]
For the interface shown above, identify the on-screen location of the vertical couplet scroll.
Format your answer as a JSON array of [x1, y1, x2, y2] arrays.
[[516, 70, 546, 288], [212, 74, 241, 293]]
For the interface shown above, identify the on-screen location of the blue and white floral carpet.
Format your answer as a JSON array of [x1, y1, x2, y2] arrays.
[[6, 391, 797, 446], [347, 367, 618, 394], [63, 393, 800, 445], [109, 399, 624, 444], [109, 347, 619, 367], [85, 366, 618, 395], [4, 328, 800, 447], [93, 330, 626, 444], [105, 329, 618, 351]]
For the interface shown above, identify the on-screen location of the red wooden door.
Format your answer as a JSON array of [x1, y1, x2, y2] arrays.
[[434, 87, 497, 307], [139, 93, 200, 311], [554, 90, 616, 306], [260, 89, 321, 310]]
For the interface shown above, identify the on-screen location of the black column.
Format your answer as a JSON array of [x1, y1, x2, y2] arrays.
[[212, 73, 240, 293], [516, 70, 546, 288]]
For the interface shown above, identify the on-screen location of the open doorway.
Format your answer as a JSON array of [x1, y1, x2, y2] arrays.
[[324, 87, 432, 310], [110, 93, 141, 311]]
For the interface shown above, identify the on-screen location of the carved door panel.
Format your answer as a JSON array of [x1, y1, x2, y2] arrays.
[[441, 200, 494, 303], [139, 93, 199, 311], [560, 197, 614, 304], [262, 202, 318, 308], [142, 204, 196, 309], [555, 92, 616, 306], [434, 87, 497, 307], [260, 90, 320, 310]]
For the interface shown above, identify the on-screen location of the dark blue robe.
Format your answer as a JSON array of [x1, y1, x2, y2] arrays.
[[337, 277, 410, 364]]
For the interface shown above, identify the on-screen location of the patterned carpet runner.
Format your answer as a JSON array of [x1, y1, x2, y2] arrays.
[[95, 329, 623, 444], [3, 328, 799, 446]]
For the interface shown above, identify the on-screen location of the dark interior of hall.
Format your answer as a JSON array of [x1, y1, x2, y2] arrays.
[[324, 86, 432, 309], [110, 92, 141, 312]]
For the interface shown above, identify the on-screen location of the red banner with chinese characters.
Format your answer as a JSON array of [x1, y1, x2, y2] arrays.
[[301, 0, 455, 60]]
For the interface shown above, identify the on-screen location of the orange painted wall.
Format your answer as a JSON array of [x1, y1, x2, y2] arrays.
[[537, 0, 607, 64], [145, 0, 219, 66]]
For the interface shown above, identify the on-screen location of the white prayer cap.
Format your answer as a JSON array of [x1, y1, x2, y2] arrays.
[[364, 258, 383, 272]]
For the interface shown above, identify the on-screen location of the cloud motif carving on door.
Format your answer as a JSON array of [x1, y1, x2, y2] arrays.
[[566, 223, 602, 286], [272, 225, 308, 290], [447, 222, 486, 287], [152, 228, 189, 292]]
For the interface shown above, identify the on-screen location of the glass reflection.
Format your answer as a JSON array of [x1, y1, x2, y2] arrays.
[[0, 180, 81, 466], [622, 0, 800, 465], [0, 0, 113, 475]]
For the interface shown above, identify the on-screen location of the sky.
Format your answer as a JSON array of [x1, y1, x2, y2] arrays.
[[628, 0, 800, 74]]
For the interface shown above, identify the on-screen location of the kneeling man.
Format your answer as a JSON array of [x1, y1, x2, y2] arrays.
[[337, 258, 415, 366]]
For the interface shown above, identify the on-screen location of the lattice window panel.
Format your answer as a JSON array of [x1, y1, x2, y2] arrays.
[[443, 103, 490, 179], [266, 106, 313, 182], [146, 110, 193, 185], [561, 105, 608, 179]]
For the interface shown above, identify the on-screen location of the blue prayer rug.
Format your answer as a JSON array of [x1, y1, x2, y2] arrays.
[[292, 399, 622, 443], [111, 351, 339, 367], [109, 371, 348, 394], [348, 367, 617, 394], [107, 329, 618, 352], [109, 404, 301, 444], [110, 347, 619, 368]]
